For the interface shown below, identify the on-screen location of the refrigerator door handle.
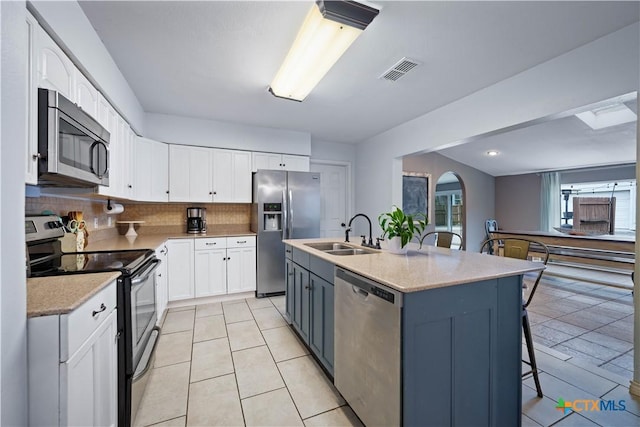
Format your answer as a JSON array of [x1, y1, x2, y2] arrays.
[[282, 188, 289, 239], [287, 189, 293, 238]]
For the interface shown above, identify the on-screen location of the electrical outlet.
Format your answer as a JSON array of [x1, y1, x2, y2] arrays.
[[108, 217, 112, 227], [94, 218, 99, 229]]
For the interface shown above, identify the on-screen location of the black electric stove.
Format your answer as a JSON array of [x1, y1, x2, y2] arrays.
[[29, 249, 154, 277]]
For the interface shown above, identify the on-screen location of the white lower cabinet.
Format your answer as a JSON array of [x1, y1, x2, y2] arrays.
[[155, 243, 169, 323], [168, 236, 256, 301], [226, 237, 257, 293], [28, 280, 118, 427], [166, 239, 194, 301], [194, 238, 227, 297]]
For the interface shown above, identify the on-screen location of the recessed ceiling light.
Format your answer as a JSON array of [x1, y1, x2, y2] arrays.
[[486, 150, 499, 157]]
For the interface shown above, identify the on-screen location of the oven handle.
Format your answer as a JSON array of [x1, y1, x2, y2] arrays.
[[131, 259, 160, 286]]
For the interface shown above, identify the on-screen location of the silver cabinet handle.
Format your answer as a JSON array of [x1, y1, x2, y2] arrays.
[[236, 240, 246, 244], [206, 242, 216, 246]]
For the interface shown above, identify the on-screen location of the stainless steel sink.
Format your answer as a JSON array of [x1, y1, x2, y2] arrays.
[[325, 248, 377, 256], [304, 242, 353, 251]]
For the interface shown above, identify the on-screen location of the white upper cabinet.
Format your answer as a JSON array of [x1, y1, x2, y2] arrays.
[[135, 137, 168, 202], [211, 149, 252, 203], [25, 12, 39, 185], [74, 70, 98, 120], [168, 145, 211, 202], [169, 145, 251, 203], [252, 152, 309, 172], [35, 25, 75, 101]]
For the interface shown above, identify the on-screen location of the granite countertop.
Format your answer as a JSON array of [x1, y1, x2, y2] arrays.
[[84, 226, 256, 251], [27, 272, 120, 318], [284, 238, 545, 293]]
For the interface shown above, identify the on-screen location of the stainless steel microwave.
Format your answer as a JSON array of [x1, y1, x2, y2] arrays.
[[37, 88, 110, 187]]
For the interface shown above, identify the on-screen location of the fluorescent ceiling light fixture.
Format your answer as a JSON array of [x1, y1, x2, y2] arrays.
[[486, 150, 499, 157], [269, 1, 379, 102], [575, 103, 637, 130]]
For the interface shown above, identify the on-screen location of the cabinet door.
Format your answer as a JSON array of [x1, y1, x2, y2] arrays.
[[62, 309, 117, 427], [292, 263, 310, 341], [252, 152, 281, 172], [151, 141, 169, 202], [167, 239, 194, 301], [155, 244, 169, 324], [285, 258, 294, 322], [26, 13, 39, 185], [194, 249, 227, 297], [123, 126, 136, 199], [75, 70, 98, 120], [309, 274, 334, 373], [169, 145, 211, 202], [227, 247, 256, 293], [134, 137, 153, 201], [232, 151, 252, 202], [168, 145, 191, 202], [36, 26, 75, 101], [282, 155, 310, 172], [211, 149, 234, 202]]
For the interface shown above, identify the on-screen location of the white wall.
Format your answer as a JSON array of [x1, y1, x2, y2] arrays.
[[355, 23, 640, 248], [29, 1, 145, 132], [1, 1, 28, 424], [404, 152, 495, 250], [145, 112, 311, 155], [311, 138, 357, 164]]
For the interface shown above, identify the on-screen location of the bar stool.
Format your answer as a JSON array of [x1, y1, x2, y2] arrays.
[[479, 237, 549, 398], [420, 231, 463, 249]]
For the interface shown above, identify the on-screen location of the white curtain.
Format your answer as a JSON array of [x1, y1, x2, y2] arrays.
[[540, 172, 561, 231]]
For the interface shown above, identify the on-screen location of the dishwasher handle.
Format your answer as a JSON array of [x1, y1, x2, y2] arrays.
[[336, 268, 402, 307]]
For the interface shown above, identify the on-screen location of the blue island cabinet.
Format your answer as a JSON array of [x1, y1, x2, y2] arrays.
[[402, 276, 522, 427], [284, 245, 335, 375]]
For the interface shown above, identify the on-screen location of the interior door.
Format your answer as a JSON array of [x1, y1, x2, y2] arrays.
[[310, 163, 348, 238]]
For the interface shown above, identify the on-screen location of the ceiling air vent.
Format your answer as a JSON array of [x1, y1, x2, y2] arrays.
[[379, 57, 420, 81]]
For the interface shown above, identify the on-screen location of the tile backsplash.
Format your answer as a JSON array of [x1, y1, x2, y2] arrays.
[[25, 195, 251, 237]]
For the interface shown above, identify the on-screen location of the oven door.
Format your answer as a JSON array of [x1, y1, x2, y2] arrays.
[[130, 258, 159, 371]]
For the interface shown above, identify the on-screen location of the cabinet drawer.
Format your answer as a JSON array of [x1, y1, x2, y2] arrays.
[[226, 236, 256, 248], [194, 237, 227, 250], [61, 280, 117, 361]]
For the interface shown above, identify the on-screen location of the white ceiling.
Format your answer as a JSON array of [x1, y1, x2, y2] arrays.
[[79, 1, 639, 147], [436, 96, 638, 177]]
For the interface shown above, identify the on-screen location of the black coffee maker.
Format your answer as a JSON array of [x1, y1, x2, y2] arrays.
[[186, 207, 206, 234]]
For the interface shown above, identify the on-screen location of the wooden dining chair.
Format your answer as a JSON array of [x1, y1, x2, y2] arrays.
[[420, 231, 463, 249], [479, 237, 549, 398]]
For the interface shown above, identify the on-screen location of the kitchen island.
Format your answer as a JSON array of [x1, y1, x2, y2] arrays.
[[285, 238, 544, 427]]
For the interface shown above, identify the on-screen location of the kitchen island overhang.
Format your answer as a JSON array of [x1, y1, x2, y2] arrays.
[[284, 238, 544, 427]]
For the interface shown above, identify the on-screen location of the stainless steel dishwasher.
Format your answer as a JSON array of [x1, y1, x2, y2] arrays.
[[334, 268, 403, 427]]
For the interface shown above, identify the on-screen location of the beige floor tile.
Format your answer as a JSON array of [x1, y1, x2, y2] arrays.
[[303, 406, 363, 427], [168, 305, 195, 312], [222, 298, 247, 306], [162, 310, 195, 334], [242, 388, 303, 426], [246, 297, 273, 310], [233, 345, 285, 399], [223, 301, 254, 324], [195, 302, 223, 318], [252, 306, 287, 330], [134, 362, 190, 426], [270, 295, 286, 315], [193, 314, 227, 342], [278, 355, 345, 419], [191, 338, 234, 383], [227, 320, 265, 351], [154, 331, 192, 368], [262, 326, 309, 362], [187, 374, 244, 427], [148, 416, 186, 426]]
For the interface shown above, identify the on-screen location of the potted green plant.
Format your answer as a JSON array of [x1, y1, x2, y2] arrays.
[[378, 206, 427, 254]]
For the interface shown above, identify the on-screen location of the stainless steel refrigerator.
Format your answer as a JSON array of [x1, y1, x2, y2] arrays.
[[251, 170, 321, 297]]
